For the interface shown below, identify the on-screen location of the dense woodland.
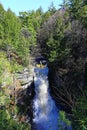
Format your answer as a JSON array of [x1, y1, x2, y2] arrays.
[[0, 0, 87, 130]]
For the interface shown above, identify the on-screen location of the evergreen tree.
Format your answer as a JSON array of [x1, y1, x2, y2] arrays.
[[0, 4, 6, 48], [48, 2, 57, 15]]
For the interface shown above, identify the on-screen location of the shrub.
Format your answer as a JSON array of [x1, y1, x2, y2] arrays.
[[58, 111, 71, 130], [72, 96, 87, 130]]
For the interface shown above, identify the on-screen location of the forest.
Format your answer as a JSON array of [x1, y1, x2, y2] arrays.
[[0, 0, 87, 130]]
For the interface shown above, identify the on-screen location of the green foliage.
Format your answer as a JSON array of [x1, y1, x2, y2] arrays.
[[0, 52, 12, 85], [79, 5, 87, 26], [46, 17, 70, 62], [0, 91, 10, 106], [0, 109, 31, 130], [48, 2, 57, 15], [2, 9, 21, 50], [0, 4, 37, 66], [65, 0, 87, 26], [18, 11, 37, 65], [66, 0, 83, 19], [16, 28, 30, 65], [59, 111, 71, 126], [58, 111, 72, 130], [0, 4, 5, 46], [19, 10, 41, 31], [72, 96, 87, 130], [0, 89, 31, 130], [0, 52, 23, 85], [0, 2, 87, 130], [11, 61, 23, 73], [0, 52, 11, 74]]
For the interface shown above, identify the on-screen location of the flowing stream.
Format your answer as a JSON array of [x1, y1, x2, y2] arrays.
[[32, 66, 72, 130]]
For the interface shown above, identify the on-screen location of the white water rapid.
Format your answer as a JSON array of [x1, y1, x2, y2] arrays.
[[33, 66, 72, 130]]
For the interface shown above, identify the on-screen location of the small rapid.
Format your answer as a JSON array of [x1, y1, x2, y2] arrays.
[[32, 65, 72, 130]]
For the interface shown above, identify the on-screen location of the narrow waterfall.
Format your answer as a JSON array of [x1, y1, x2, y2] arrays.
[[33, 66, 59, 130], [32, 64, 72, 130]]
